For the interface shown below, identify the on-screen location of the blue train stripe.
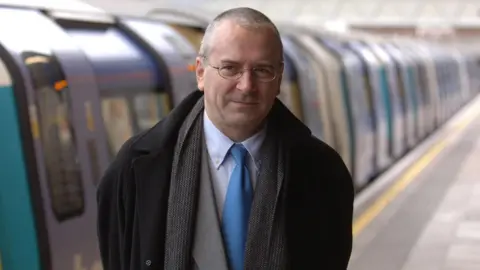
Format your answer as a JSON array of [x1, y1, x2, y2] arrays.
[[0, 85, 40, 270]]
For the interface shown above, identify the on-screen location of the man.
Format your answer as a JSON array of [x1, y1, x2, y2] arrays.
[[96, 7, 354, 270]]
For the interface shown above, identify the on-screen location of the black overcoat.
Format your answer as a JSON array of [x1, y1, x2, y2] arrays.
[[96, 90, 354, 270]]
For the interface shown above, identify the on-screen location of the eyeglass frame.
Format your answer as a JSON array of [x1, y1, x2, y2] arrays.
[[199, 55, 284, 83]]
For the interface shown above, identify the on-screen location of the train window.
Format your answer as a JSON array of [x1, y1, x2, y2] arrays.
[[101, 97, 134, 157], [168, 25, 204, 51], [163, 34, 196, 61], [23, 52, 85, 222], [133, 92, 170, 131]]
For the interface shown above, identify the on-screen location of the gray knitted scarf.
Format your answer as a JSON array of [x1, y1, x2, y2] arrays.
[[163, 96, 288, 270]]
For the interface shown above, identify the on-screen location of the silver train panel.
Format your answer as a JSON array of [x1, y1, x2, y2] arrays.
[[318, 37, 375, 189], [413, 46, 439, 134], [44, 15, 112, 191], [369, 43, 406, 159], [64, 27, 158, 90], [346, 41, 392, 172], [0, 7, 101, 270], [428, 53, 444, 128], [399, 47, 428, 140], [344, 53, 377, 187], [296, 34, 353, 174], [282, 37, 326, 141], [58, 19, 168, 157], [454, 52, 471, 107], [119, 18, 198, 105], [382, 44, 418, 149]]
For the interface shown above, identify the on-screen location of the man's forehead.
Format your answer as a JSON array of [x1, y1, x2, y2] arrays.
[[210, 19, 276, 40], [209, 21, 278, 51]]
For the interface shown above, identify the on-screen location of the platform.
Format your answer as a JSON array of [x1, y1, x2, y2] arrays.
[[349, 95, 480, 270]]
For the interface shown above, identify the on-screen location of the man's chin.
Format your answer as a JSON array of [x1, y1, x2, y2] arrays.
[[228, 114, 264, 127]]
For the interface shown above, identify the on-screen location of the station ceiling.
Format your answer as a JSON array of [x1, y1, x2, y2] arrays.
[[78, 0, 480, 27]]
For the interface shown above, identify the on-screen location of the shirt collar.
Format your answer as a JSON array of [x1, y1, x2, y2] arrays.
[[203, 110, 266, 171]]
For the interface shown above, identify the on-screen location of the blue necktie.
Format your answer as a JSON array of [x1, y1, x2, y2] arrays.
[[222, 143, 253, 270]]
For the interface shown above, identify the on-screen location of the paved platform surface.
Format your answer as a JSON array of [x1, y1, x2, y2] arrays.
[[349, 96, 480, 270]]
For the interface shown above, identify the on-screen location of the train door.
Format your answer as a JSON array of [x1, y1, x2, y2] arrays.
[[282, 37, 326, 141], [452, 55, 462, 113], [372, 44, 408, 158], [450, 56, 462, 114], [380, 44, 408, 148], [278, 53, 304, 120], [0, 48, 41, 270], [0, 7, 105, 270], [118, 18, 198, 106], [448, 57, 458, 114], [346, 41, 392, 172], [295, 34, 353, 175], [417, 61, 432, 134], [371, 44, 406, 158], [316, 38, 355, 181], [409, 51, 428, 140], [435, 56, 448, 124], [364, 45, 394, 157], [46, 13, 112, 191], [467, 54, 480, 97], [414, 46, 440, 133], [382, 44, 417, 149], [57, 15, 168, 160], [402, 54, 421, 141], [430, 52, 442, 128], [320, 37, 375, 189], [453, 52, 470, 110], [451, 55, 464, 113], [445, 56, 457, 116], [415, 54, 434, 134], [344, 44, 378, 176], [444, 56, 455, 116], [397, 46, 426, 141], [367, 43, 401, 160], [464, 56, 474, 98], [467, 55, 480, 97]]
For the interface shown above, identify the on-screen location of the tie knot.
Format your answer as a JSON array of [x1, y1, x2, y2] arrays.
[[230, 143, 248, 165]]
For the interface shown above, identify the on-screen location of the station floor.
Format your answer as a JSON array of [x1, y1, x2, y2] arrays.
[[349, 94, 480, 270]]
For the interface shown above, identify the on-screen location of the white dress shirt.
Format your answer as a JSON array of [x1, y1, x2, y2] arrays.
[[203, 110, 267, 219]]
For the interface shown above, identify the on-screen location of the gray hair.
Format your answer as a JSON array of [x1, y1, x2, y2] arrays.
[[199, 7, 283, 60]]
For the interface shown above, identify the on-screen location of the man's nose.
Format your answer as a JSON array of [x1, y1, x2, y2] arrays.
[[236, 70, 255, 92]]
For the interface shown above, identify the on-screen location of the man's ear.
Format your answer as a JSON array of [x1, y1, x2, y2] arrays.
[[196, 57, 205, 91]]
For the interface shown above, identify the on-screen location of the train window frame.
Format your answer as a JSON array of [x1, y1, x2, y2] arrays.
[[22, 51, 86, 222]]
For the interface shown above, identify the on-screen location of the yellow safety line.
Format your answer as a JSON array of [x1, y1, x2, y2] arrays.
[[353, 110, 479, 237]]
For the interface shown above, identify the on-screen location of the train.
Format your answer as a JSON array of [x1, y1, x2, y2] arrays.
[[0, 3, 479, 270]]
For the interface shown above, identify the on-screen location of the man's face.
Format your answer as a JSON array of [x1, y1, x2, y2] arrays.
[[196, 20, 283, 132]]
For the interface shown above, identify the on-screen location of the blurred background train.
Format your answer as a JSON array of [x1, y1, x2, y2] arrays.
[[0, 2, 479, 270]]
